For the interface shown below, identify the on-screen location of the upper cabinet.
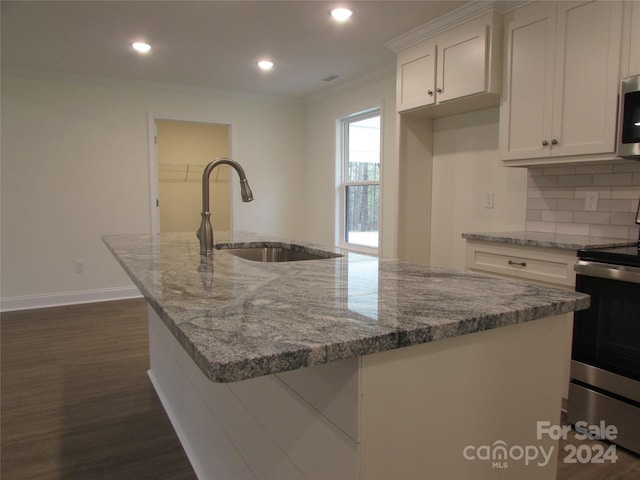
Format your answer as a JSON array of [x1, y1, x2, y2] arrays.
[[621, 0, 640, 79], [500, 1, 623, 165], [395, 12, 502, 117]]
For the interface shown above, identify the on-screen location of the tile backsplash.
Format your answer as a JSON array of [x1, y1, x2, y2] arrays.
[[526, 162, 640, 240]]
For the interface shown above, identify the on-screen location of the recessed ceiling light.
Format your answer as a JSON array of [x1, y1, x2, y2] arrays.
[[131, 42, 151, 53], [331, 7, 353, 22], [257, 60, 274, 71]]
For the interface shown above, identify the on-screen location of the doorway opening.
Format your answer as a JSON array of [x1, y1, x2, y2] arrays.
[[153, 119, 231, 234]]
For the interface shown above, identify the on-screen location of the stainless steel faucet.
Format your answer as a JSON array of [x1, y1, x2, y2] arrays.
[[197, 158, 253, 255]]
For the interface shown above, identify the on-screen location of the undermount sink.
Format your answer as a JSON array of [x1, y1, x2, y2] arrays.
[[217, 244, 342, 262]]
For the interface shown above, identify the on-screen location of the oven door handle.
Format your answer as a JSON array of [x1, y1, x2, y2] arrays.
[[575, 260, 640, 284]]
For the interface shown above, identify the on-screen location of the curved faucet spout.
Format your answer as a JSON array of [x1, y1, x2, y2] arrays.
[[198, 158, 254, 255]]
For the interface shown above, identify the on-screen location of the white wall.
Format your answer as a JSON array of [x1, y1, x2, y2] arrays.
[[303, 72, 398, 258], [1, 68, 530, 310], [430, 107, 527, 270], [1, 71, 306, 309]]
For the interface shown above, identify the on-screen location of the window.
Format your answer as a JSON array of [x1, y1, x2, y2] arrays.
[[339, 110, 381, 251]]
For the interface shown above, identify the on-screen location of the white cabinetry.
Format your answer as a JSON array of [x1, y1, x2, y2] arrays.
[[465, 240, 576, 288], [397, 41, 436, 111], [396, 13, 501, 116], [621, 0, 640, 78], [149, 304, 571, 480], [500, 1, 622, 165]]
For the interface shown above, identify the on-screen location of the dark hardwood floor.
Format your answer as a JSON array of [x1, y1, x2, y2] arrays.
[[2, 299, 639, 479], [1, 299, 196, 480]]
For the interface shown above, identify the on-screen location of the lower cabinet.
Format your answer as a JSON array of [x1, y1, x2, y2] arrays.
[[465, 240, 576, 288]]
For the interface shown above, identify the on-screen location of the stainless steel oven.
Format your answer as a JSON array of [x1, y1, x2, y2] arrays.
[[568, 246, 640, 454]]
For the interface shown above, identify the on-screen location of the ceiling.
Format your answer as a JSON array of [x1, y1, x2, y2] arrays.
[[1, 0, 470, 99]]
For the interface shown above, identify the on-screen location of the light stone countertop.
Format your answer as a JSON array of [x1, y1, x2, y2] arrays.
[[462, 231, 635, 251], [103, 232, 590, 383]]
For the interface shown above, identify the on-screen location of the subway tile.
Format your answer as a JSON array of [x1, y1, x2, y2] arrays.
[[541, 210, 573, 222], [573, 211, 610, 224], [589, 224, 632, 239], [529, 175, 560, 188], [613, 162, 640, 173], [527, 188, 543, 199], [557, 198, 584, 211], [541, 188, 574, 199], [527, 198, 557, 210], [556, 222, 590, 236], [574, 187, 612, 199], [611, 187, 640, 199], [599, 199, 633, 213], [544, 166, 576, 175], [593, 173, 632, 186], [525, 221, 556, 233], [576, 164, 613, 174], [610, 212, 637, 225], [558, 174, 593, 187]]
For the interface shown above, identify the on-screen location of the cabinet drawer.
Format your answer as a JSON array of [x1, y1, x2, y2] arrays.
[[466, 241, 576, 287]]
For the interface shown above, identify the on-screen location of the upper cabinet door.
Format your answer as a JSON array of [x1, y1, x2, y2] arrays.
[[397, 41, 436, 112], [551, 0, 622, 158], [436, 24, 488, 103], [500, 0, 623, 165], [628, 0, 640, 77], [499, 2, 556, 161], [620, 0, 640, 79]]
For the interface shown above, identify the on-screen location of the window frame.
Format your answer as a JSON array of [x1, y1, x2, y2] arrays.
[[337, 108, 382, 255]]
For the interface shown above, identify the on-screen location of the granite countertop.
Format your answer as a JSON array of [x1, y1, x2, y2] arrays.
[[103, 232, 590, 383], [462, 231, 635, 251]]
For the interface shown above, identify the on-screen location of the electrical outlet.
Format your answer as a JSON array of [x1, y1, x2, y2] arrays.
[[74, 260, 85, 273], [484, 191, 494, 209], [584, 192, 598, 212]]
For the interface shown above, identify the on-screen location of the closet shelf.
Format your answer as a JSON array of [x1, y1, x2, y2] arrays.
[[158, 163, 229, 183]]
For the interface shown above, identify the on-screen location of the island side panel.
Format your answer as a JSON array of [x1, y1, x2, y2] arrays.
[[359, 313, 573, 480], [274, 357, 361, 443], [147, 305, 359, 480]]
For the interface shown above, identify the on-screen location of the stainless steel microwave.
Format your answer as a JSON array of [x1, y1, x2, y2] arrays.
[[617, 74, 640, 159]]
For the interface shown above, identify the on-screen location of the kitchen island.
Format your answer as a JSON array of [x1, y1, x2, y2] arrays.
[[103, 232, 590, 480]]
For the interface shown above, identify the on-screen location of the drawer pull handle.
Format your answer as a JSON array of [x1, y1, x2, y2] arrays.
[[508, 260, 527, 267]]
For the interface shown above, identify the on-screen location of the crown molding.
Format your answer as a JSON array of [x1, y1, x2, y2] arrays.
[[385, 1, 529, 52]]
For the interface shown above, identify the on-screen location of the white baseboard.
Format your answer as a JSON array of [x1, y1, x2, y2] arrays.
[[0, 286, 142, 312]]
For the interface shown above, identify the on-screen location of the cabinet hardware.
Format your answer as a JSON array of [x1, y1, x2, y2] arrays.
[[542, 140, 549, 146], [508, 260, 527, 267], [427, 90, 434, 96], [436, 88, 443, 93], [551, 139, 558, 145]]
